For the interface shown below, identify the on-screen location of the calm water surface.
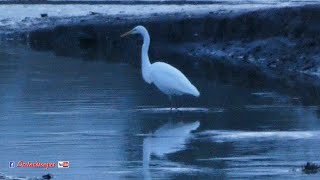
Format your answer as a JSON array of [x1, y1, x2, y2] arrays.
[[0, 43, 320, 179]]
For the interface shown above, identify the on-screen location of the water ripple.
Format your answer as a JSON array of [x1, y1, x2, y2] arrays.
[[199, 130, 320, 142]]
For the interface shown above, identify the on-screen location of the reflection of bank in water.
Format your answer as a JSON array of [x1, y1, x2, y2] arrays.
[[143, 121, 200, 168]]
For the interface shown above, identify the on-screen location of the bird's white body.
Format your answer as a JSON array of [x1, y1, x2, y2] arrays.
[[122, 26, 200, 98], [149, 62, 199, 96]]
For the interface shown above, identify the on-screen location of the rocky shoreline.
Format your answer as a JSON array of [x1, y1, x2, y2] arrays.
[[1, 3, 320, 102]]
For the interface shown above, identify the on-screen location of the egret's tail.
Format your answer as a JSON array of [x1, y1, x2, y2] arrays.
[[189, 84, 200, 97]]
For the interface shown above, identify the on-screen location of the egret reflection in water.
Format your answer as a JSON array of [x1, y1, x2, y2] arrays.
[[143, 121, 200, 169]]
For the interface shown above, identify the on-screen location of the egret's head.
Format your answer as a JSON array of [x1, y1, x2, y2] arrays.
[[120, 25, 147, 38]]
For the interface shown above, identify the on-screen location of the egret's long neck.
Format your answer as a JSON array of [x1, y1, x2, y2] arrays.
[[142, 31, 151, 68], [141, 30, 152, 83]]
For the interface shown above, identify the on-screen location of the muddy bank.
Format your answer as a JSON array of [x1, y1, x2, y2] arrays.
[[27, 4, 320, 58], [23, 4, 320, 101], [13, 4, 320, 102], [0, 0, 275, 5]]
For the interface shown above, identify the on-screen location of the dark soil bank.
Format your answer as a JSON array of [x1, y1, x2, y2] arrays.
[[0, 0, 256, 5], [27, 4, 320, 103]]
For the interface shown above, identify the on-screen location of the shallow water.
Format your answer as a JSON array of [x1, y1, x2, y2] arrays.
[[0, 43, 320, 179]]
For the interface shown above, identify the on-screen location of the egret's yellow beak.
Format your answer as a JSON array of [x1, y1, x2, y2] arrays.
[[120, 30, 133, 38]]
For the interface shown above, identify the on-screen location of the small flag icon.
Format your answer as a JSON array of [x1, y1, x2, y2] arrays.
[[9, 161, 15, 168], [58, 161, 69, 168]]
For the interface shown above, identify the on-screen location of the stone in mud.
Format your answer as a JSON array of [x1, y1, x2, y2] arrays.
[[303, 162, 320, 174], [41, 13, 48, 18], [89, 11, 100, 16], [42, 174, 53, 179]]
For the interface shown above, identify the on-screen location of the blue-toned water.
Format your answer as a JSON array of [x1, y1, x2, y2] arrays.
[[0, 43, 320, 179]]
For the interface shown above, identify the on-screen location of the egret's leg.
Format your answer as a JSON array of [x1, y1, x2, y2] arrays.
[[171, 96, 175, 110], [175, 97, 180, 110], [169, 96, 172, 111], [172, 96, 178, 111], [175, 97, 183, 115]]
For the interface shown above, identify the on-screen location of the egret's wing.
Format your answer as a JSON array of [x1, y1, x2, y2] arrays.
[[150, 62, 200, 96]]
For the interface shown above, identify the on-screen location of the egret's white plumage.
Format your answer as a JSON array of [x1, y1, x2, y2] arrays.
[[121, 25, 200, 99]]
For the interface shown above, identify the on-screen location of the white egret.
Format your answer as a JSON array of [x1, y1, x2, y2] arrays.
[[121, 26, 200, 108]]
